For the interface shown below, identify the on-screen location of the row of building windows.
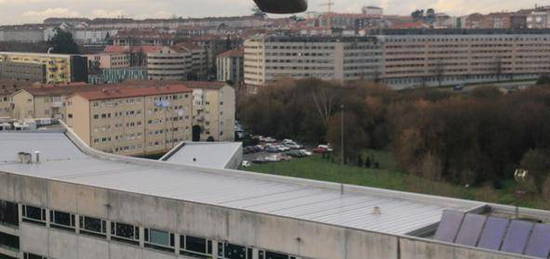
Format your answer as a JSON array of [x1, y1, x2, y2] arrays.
[[1, 200, 304, 259]]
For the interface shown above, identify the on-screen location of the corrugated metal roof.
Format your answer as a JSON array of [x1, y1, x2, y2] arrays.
[[0, 132, 483, 235]]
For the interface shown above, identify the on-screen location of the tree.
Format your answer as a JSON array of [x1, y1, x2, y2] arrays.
[[470, 86, 502, 99], [48, 28, 80, 54], [520, 149, 550, 193], [536, 75, 550, 85], [433, 60, 445, 87], [411, 9, 425, 21], [326, 112, 369, 164], [426, 9, 436, 24]]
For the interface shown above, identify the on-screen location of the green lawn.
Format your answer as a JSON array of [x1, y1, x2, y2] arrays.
[[244, 151, 549, 211]]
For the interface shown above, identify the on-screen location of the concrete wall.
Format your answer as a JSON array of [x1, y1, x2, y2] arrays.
[[0, 170, 539, 259]]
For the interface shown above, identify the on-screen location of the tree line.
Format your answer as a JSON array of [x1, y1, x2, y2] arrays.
[[238, 79, 550, 199]]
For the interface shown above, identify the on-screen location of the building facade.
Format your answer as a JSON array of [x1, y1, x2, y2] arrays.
[[86, 53, 131, 70], [0, 131, 548, 259], [0, 52, 88, 84], [244, 30, 550, 89], [216, 48, 244, 84], [66, 84, 193, 156], [244, 35, 383, 89], [187, 81, 235, 142], [147, 45, 207, 81], [0, 62, 46, 83]]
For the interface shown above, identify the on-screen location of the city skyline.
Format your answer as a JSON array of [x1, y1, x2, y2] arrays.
[[0, 0, 544, 25]]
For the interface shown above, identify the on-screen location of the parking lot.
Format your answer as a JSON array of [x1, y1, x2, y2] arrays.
[[241, 137, 331, 166]]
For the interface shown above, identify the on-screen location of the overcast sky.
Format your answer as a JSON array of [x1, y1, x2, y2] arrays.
[[0, 0, 542, 25]]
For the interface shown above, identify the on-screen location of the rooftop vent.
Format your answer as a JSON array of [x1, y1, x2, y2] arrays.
[[17, 152, 32, 164]]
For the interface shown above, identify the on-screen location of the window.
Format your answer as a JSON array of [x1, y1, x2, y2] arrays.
[[49, 210, 75, 231], [144, 228, 174, 252], [218, 242, 250, 259], [180, 235, 212, 258], [111, 222, 139, 244], [259, 251, 297, 259], [0, 232, 19, 251], [24, 253, 47, 259], [22, 205, 46, 225], [79, 216, 106, 237], [0, 200, 18, 227]]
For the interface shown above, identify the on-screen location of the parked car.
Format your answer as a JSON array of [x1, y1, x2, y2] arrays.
[[277, 145, 290, 152], [313, 144, 333, 153], [286, 150, 305, 158], [299, 149, 312, 156], [265, 145, 279, 153]]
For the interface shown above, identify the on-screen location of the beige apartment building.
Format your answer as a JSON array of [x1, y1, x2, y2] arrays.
[[244, 30, 550, 89], [86, 53, 130, 69], [379, 29, 550, 88], [0, 80, 36, 118], [10, 83, 97, 120], [66, 84, 193, 156], [244, 35, 383, 90], [186, 81, 235, 142]]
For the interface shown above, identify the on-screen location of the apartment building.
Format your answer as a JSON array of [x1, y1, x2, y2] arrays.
[[378, 29, 550, 88], [86, 53, 130, 70], [147, 44, 207, 81], [244, 35, 383, 89], [187, 81, 235, 142], [216, 48, 244, 84], [0, 80, 36, 118], [244, 30, 550, 89], [0, 24, 45, 43], [66, 84, 193, 156], [0, 52, 88, 84], [10, 83, 94, 120], [0, 62, 46, 83], [527, 11, 550, 28]]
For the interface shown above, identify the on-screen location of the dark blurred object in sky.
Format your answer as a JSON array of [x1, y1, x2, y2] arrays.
[[253, 0, 307, 13]]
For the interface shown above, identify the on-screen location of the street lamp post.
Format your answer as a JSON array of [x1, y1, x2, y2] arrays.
[[340, 104, 344, 195]]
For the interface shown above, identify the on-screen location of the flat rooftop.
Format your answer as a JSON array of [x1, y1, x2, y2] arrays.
[[0, 131, 487, 235], [161, 142, 242, 169]]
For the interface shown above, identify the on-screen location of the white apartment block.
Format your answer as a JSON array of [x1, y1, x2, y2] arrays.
[[216, 49, 244, 84]]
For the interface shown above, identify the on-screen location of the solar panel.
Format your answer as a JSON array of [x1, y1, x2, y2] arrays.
[[500, 220, 534, 254], [434, 210, 465, 243], [524, 223, 550, 258], [477, 216, 510, 250], [455, 213, 487, 246]]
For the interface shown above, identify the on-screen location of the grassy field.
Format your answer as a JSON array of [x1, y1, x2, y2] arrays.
[[244, 150, 550, 210]]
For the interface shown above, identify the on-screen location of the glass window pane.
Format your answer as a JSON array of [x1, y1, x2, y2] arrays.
[[266, 251, 290, 259], [224, 243, 246, 259], [0, 200, 18, 226], [53, 211, 71, 226], [25, 206, 42, 220], [82, 216, 104, 233], [115, 223, 135, 238], [186, 236, 207, 253], [150, 229, 170, 246], [0, 231, 19, 250]]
